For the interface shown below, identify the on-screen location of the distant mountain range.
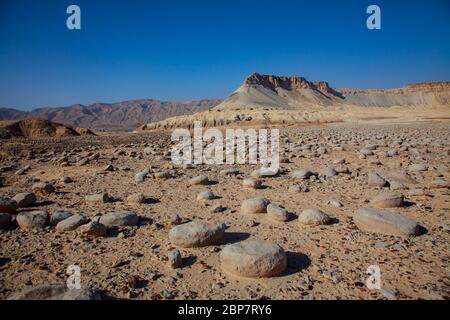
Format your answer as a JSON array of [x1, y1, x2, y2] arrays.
[[2, 73, 450, 132], [0, 99, 221, 131]]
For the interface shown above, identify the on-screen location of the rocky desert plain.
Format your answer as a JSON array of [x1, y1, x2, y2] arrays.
[[0, 74, 450, 300]]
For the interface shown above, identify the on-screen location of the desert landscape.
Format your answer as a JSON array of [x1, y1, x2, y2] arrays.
[[1, 72, 449, 300]]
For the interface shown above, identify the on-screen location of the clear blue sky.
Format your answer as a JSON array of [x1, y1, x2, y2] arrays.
[[1, 0, 449, 110]]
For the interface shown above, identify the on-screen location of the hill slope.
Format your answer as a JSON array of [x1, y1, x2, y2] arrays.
[[0, 118, 95, 139]]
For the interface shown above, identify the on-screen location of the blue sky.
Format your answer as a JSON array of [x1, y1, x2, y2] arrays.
[[0, 0, 449, 110]]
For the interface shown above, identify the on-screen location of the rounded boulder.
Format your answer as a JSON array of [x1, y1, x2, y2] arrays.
[[370, 192, 404, 208], [220, 240, 287, 278], [241, 198, 270, 214], [99, 211, 139, 227], [16, 211, 49, 230], [169, 221, 225, 248], [298, 208, 331, 226]]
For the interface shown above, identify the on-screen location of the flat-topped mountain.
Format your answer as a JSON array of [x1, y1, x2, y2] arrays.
[[214, 73, 450, 110], [213, 73, 344, 111], [142, 73, 450, 130]]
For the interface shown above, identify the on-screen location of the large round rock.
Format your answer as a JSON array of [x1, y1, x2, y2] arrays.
[[78, 221, 107, 237], [16, 211, 48, 230], [32, 182, 55, 196], [354, 208, 420, 237], [298, 208, 331, 226], [99, 211, 139, 227], [241, 198, 270, 214], [50, 211, 73, 227], [220, 240, 287, 278], [189, 175, 209, 186], [267, 204, 289, 222], [85, 193, 110, 203], [169, 221, 225, 248], [55, 214, 88, 232], [13, 192, 37, 208], [370, 192, 404, 208], [368, 172, 386, 188], [126, 192, 145, 204]]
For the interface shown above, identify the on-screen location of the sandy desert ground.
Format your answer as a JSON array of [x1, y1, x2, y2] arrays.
[[0, 120, 449, 300]]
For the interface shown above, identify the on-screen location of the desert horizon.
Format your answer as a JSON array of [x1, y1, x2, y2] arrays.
[[1, 72, 449, 135]]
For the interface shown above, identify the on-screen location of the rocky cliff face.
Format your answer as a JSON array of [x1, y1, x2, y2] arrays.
[[337, 82, 450, 95], [244, 73, 343, 97], [336, 82, 450, 107]]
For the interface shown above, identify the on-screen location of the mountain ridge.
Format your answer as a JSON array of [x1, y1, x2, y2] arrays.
[[0, 99, 222, 131]]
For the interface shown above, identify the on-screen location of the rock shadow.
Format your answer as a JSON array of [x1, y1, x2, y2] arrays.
[[138, 217, 153, 227], [282, 252, 311, 276], [417, 225, 428, 236], [33, 200, 55, 207], [108, 197, 122, 203], [223, 232, 251, 245], [328, 217, 340, 225], [144, 198, 160, 205], [402, 201, 416, 208], [105, 228, 121, 238], [181, 255, 197, 268]]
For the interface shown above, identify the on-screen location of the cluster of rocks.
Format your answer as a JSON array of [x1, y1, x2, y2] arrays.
[[1, 195, 140, 238], [240, 197, 332, 226], [168, 220, 288, 278]]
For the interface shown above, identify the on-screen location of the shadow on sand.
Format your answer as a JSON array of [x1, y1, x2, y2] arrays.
[[282, 252, 311, 276], [223, 232, 251, 245]]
